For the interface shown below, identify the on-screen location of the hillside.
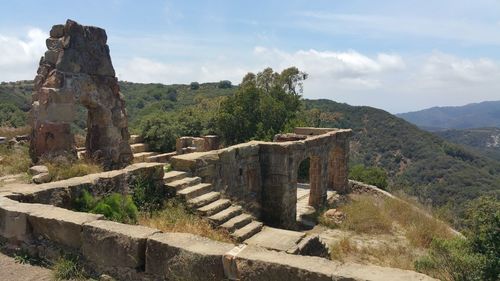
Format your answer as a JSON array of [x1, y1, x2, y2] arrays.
[[397, 100, 500, 129], [435, 127, 500, 161], [304, 100, 500, 219]]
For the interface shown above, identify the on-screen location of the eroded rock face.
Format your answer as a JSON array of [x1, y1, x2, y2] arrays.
[[30, 19, 132, 170]]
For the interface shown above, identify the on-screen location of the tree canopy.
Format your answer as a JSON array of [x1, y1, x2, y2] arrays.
[[215, 67, 307, 144]]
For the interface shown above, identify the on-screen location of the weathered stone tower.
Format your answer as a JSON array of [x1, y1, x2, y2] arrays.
[[30, 19, 132, 170]]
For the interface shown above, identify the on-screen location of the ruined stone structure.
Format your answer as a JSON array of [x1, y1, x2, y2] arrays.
[[171, 127, 352, 229], [29, 20, 132, 170]]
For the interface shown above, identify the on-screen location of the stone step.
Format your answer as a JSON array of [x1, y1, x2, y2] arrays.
[[130, 143, 148, 153], [177, 183, 212, 200], [129, 134, 143, 144], [163, 171, 187, 183], [147, 152, 177, 163], [219, 213, 252, 233], [133, 152, 158, 162], [232, 221, 264, 242], [208, 205, 242, 226], [166, 177, 201, 192], [188, 192, 221, 208], [197, 199, 231, 216]]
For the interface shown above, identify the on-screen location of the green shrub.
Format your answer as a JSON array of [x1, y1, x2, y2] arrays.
[[92, 193, 138, 224], [415, 238, 486, 281], [349, 164, 388, 189], [74, 190, 138, 224]]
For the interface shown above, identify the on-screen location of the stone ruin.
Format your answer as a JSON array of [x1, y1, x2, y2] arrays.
[[29, 19, 132, 170]]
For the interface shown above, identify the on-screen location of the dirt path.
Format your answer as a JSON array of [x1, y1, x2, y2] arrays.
[[0, 252, 52, 281]]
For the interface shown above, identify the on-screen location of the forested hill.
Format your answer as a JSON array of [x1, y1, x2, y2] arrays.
[[397, 100, 500, 130], [435, 127, 500, 161], [304, 99, 500, 214]]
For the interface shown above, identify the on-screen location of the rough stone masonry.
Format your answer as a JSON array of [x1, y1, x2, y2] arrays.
[[29, 19, 132, 170]]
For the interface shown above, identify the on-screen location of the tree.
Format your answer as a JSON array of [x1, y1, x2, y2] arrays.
[[349, 164, 389, 189], [216, 67, 308, 144], [218, 80, 232, 89], [190, 82, 200, 90]]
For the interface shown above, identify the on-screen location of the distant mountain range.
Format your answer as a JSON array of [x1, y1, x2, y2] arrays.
[[397, 101, 500, 130]]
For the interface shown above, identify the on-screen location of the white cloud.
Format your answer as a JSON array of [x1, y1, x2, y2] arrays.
[[0, 28, 47, 81], [252, 47, 405, 89]]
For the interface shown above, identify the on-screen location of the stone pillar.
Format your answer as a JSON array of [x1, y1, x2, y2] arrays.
[[330, 141, 349, 194], [29, 19, 132, 170], [308, 156, 322, 208]]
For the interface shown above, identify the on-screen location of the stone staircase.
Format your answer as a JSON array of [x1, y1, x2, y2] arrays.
[[77, 135, 175, 163], [163, 170, 264, 242]]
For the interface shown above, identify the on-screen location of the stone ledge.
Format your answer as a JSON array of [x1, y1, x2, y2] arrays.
[[82, 220, 160, 269], [145, 232, 234, 280], [228, 245, 437, 281]]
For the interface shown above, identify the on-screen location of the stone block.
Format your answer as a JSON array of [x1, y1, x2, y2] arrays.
[[145, 232, 234, 280], [32, 173, 52, 184], [29, 165, 49, 175], [46, 38, 63, 50], [44, 50, 60, 65], [30, 184, 70, 207], [82, 220, 159, 269], [50, 24, 64, 38], [0, 197, 31, 242], [28, 204, 103, 248], [125, 162, 164, 180]]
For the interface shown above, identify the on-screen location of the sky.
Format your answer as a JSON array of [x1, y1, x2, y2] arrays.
[[1, 0, 499, 113]]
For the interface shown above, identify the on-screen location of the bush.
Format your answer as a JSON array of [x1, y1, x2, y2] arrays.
[[349, 164, 388, 189], [217, 80, 232, 89], [415, 238, 486, 281], [74, 190, 138, 224], [415, 196, 499, 281], [190, 82, 200, 90]]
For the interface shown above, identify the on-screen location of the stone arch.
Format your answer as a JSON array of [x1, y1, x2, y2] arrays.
[[29, 20, 132, 170]]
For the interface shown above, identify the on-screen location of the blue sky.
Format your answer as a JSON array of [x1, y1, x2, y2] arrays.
[[1, 0, 500, 113]]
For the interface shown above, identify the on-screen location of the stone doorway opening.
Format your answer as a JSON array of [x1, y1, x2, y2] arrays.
[[296, 156, 322, 228]]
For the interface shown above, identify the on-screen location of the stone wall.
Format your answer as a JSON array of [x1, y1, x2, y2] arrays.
[[171, 142, 263, 217], [171, 129, 352, 229], [0, 196, 437, 281], [1, 162, 164, 209], [30, 19, 132, 170]]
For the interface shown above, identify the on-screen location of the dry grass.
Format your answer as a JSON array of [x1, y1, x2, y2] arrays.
[[138, 199, 235, 243], [330, 236, 419, 270], [0, 126, 30, 139], [44, 156, 103, 181], [0, 144, 31, 177], [324, 194, 454, 270], [383, 196, 454, 248], [330, 236, 355, 261], [339, 195, 393, 234]]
